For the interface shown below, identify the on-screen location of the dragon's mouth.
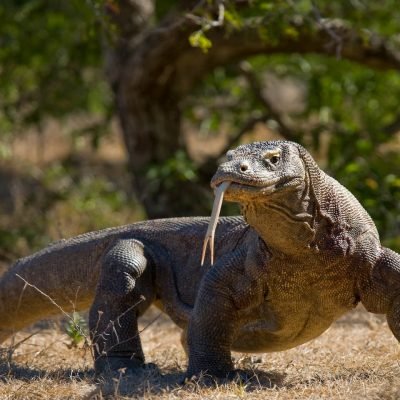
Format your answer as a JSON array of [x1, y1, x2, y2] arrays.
[[201, 178, 277, 267], [211, 176, 276, 190], [201, 179, 272, 266], [201, 176, 296, 266], [222, 181, 271, 195]]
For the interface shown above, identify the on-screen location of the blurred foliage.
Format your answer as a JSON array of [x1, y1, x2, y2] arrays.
[[0, 0, 112, 145], [0, 0, 399, 253], [146, 150, 198, 192], [0, 156, 144, 258]]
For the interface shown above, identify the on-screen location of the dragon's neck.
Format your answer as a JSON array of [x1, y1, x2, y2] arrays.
[[242, 169, 328, 257]]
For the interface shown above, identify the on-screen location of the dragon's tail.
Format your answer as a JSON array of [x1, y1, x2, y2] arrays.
[[0, 240, 102, 343]]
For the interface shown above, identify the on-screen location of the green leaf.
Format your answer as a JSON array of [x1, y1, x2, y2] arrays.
[[189, 30, 212, 53], [65, 312, 87, 347]]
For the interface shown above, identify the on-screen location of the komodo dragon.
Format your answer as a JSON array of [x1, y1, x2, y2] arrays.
[[1, 140, 400, 379]]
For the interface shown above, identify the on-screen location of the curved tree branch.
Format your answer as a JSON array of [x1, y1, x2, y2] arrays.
[[174, 20, 400, 96], [115, 11, 400, 161], [113, 3, 400, 155], [107, 1, 400, 216]]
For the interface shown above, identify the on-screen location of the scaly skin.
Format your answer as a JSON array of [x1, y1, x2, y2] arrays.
[[1, 140, 399, 379]]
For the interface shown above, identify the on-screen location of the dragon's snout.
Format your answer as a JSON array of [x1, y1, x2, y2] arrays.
[[211, 158, 254, 189]]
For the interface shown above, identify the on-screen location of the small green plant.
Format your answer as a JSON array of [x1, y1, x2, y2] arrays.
[[65, 312, 88, 348]]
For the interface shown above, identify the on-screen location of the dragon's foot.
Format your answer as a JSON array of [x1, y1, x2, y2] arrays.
[[95, 358, 160, 396], [95, 356, 158, 378], [183, 368, 252, 386]]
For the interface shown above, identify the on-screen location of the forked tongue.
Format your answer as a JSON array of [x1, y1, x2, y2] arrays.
[[201, 181, 231, 266]]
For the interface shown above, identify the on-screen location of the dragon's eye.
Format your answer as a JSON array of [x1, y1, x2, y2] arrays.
[[270, 155, 280, 164], [262, 148, 281, 166]]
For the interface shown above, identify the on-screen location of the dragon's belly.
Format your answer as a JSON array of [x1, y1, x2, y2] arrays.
[[233, 274, 357, 352], [233, 309, 339, 352]]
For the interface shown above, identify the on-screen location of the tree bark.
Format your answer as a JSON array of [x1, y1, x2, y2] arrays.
[[105, 2, 199, 216], [106, 1, 400, 218]]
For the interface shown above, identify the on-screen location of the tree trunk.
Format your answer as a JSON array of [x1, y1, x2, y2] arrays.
[[117, 90, 186, 217], [106, 1, 218, 218]]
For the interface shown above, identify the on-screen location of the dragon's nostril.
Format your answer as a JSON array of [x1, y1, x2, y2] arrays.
[[240, 162, 249, 172]]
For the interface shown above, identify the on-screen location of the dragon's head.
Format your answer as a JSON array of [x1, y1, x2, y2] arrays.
[[201, 141, 318, 265], [211, 141, 310, 203]]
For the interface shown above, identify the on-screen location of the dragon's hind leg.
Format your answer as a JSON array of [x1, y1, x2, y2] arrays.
[[360, 247, 400, 342], [387, 296, 400, 342], [89, 238, 155, 375], [381, 249, 400, 341]]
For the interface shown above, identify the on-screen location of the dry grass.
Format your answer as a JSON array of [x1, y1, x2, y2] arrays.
[[0, 305, 399, 399]]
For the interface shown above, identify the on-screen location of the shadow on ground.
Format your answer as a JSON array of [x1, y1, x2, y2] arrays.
[[0, 359, 287, 397], [0, 361, 93, 383], [96, 366, 287, 398], [1, 356, 399, 400]]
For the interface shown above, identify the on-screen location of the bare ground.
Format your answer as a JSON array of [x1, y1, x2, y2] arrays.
[[0, 305, 399, 400]]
